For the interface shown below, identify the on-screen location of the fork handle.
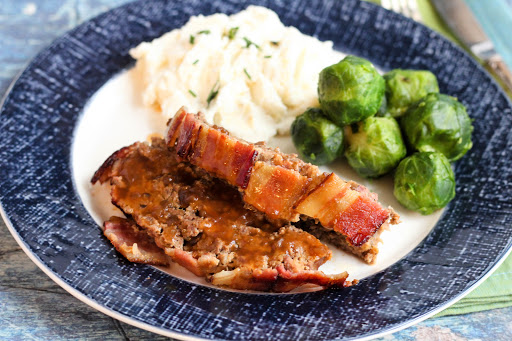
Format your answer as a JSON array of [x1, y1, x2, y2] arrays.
[[486, 55, 512, 95]]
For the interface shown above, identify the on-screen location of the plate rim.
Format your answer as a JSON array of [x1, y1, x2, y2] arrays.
[[1, 0, 512, 340], [3, 197, 511, 340]]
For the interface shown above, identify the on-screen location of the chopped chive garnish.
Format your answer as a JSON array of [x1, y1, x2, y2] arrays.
[[188, 89, 197, 97], [243, 68, 252, 80], [193, 59, 199, 65], [198, 29, 211, 35], [270, 41, 280, 46], [264, 55, 272, 58], [206, 81, 220, 107], [189, 35, 195, 44], [228, 27, 239, 40], [243, 37, 260, 49]]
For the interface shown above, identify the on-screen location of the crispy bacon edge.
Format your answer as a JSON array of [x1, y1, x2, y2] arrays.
[[166, 107, 258, 189], [91, 140, 357, 292], [103, 217, 170, 266], [91, 144, 136, 184], [104, 216, 356, 292], [209, 265, 356, 292], [165, 109, 397, 248]]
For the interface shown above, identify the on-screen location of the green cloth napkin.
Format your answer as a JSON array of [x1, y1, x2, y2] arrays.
[[367, 0, 512, 317], [437, 258, 512, 316]]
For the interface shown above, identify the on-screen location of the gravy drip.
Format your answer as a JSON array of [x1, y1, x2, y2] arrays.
[[110, 139, 331, 273]]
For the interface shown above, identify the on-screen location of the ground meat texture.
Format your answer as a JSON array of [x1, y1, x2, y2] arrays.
[[92, 138, 353, 291], [165, 109, 399, 264]]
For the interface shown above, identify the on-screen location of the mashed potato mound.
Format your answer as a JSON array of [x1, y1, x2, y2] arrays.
[[130, 6, 343, 142]]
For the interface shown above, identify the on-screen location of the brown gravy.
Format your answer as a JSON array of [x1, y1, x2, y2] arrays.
[[110, 139, 330, 272]]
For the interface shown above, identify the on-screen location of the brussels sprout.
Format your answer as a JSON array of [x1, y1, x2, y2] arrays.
[[376, 93, 388, 117], [394, 152, 455, 215], [384, 69, 439, 117], [401, 93, 473, 161], [291, 108, 344, 165], [318, 55, 385, 126], [344, 116, 406, 178]]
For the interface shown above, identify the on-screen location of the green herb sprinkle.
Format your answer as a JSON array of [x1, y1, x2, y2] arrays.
[[243, 68, 252, 80], [207, 81, 220, 107], [243, 37, 260, 49], [228, 27, 239, 40]]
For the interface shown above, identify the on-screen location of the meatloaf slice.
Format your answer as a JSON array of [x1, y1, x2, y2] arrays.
[[103, 216, 170, 266], [165, 108, 399, 264], [92, 138, 355, 291]]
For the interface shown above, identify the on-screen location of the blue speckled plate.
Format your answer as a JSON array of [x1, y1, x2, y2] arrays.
[[1, 0, 512, 340]]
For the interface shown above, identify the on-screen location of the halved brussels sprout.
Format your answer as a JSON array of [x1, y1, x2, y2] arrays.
[[384, 69, 439, 117], [400, 93, 473, 162], [318, 55, 385, 126], [291, 108, 344, 165], [344, 116, 406, 178], [394, 152, 456, 215]]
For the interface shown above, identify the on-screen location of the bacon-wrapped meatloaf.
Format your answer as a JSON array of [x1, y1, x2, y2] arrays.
[[92, 108, 398, 292], [92, 138, 355, 292], [166, 108, 399, 264]]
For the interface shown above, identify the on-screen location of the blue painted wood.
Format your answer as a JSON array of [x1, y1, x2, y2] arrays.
[[1, 1, 511, 340], [466, 0, 512, 71]]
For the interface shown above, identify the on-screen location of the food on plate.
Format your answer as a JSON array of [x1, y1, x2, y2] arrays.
[[103, 217, 170, 266], [92, 138, 355, 292], [318, 55, 385, 126], [383, 69, 439, 117], [377, 93, 388, 116], [293, 54, 472, 214], [400, 93, 473, 161], [129, 5, 343, 142], [344, 116, 406, 178], [166, 108, 399, 264], [393, 152, 456, 215], [290, 108, 344, 165], [91, 6, 404, 290]]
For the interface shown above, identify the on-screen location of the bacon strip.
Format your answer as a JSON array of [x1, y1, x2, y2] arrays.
[[210, 266, 353, 292], [294, 174, 389, 246], [93, 138, 356, 292], [91, 145, 134, 184], [244, 162, 310, 221], [165, 109, 396, 251], [103, 217, 170, 266], [167, 107, 257, 188]]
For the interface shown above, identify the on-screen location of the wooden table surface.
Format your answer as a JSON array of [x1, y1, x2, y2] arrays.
[[1, 1, 511, 340]]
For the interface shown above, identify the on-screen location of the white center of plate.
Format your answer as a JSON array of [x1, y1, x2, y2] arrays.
[[71, 68, 443, 293]]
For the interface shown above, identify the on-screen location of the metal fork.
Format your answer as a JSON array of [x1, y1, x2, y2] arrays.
[[381, 0, 423, 22]]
